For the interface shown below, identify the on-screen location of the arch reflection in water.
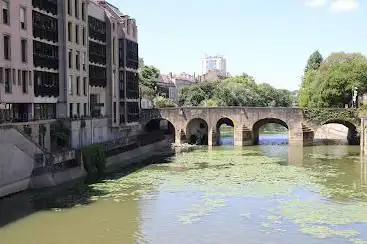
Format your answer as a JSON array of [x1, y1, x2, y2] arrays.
[[252, 119, 289, 145], [288, 146, 304, 167], [216, 117, 234, 145]]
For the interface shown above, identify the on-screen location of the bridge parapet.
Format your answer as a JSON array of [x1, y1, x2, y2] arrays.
[[140, 107, 361, 146]]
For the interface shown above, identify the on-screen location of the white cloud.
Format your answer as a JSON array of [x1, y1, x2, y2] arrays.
[[305, 0, 328, 7], [330, 0, 359, 12]]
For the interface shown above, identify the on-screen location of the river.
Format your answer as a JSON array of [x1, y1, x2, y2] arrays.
[[1, 134, 367, 244]]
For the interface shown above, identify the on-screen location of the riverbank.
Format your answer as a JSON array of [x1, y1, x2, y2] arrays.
[[0, 136, 173, 199]]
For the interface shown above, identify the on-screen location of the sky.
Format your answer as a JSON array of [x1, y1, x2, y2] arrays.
[[109, 0, 367, 90]]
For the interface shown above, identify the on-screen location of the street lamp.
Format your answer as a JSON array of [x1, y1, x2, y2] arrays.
[[352, 87, 358, 108]]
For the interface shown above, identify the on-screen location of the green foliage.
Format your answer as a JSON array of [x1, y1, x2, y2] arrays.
[[81, 144, 106, 175], [154, 96, 177, 108], [180, 76, 292, 107], [51, 120, 71, 148], [299, 52, 367, 108], [303, 108, 359, 125], [304, 50, 323, 73], [139, 65, 160, 92]]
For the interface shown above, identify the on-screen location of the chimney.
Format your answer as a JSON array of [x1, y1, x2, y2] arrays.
[[169, 72, 173, 78]]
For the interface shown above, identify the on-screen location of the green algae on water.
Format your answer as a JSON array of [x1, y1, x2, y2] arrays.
[[74, 147, 367, 242]]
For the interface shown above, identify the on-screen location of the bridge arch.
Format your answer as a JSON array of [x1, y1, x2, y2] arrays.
[[144, 118, 176, 140], [215, 117, 235, 145], [314, 119, 359, 145], [186, 118, 209, 145], [252, 118, 289, 145]]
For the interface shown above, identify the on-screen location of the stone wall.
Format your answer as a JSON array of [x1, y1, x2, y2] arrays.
[[141, 107, 360, 147], [69, 118, 140, 149]]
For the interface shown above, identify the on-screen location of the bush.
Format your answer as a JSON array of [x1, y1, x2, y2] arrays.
[[81, 144, 106, 176]]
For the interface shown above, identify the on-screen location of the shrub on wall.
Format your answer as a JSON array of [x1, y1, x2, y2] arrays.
[[81, 144, 106, 176], [52, 120, 71, 148]]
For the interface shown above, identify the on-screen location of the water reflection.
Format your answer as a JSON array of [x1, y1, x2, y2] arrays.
[[1, 135, 367, 244]]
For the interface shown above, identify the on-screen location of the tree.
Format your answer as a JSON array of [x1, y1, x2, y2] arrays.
[[304, 50, 323, 73], [154, 96, 177, 108], [179, 75, 292, 107], [139, 64, 160, 102], [298, 52, 367, 107]]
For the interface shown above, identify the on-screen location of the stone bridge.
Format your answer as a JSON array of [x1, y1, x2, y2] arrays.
[[140, 107, 360, 146]]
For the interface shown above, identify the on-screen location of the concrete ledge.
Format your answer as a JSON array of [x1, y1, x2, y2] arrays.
[[30, 166, 86, 189], [106, 138, 172, 169], [0, 178, 30, 198]]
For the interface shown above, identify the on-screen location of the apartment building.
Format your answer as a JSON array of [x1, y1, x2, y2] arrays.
[[94, 0, 139, 125], [0, 0, 139, 127], [0, 0, 35, 122], [201, 55, 227, 76]]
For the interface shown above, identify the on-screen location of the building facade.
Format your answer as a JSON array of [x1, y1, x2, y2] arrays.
[[0, 0, 139, 127], [201, 55, 226, 76]]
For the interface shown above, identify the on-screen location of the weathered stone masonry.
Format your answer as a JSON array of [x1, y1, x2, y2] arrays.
[[141, 107, 360, 146]]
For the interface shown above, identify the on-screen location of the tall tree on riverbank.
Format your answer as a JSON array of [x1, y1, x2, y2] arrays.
[[304, 50, 323, 74], [298, 52, 367, 107], [139, 65, 160, 100]]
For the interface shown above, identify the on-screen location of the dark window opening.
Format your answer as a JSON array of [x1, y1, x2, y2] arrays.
[[126, 71, 139, 99], [34, 71, 59, 97], [89, 41, 106, 65], [33, 40, 59, 69], [4, 35, 10, 60], [21, 39, 27, 63], [32, 0, 58, 15], [89, 65, 106, 87], [32, 10, 58, 42], [127, 102, 139, 123], [88, 16, 106, 42]]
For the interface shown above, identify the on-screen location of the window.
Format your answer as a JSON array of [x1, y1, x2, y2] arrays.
[[67, 0, 72, 15], [76, 76, 80, 95], [29, 71, 32, 86], [76, 103, 80, 117], [0, 68, 3, 83], [20, 7, 26, 29], [112, 23, 115, 31], [68, 75, 73, 94], [82, 27, 86, 45], [75, 24, 79, 44], [69, 103, 73, 118], [5, 68, 11, 93], [22, 70, 27, 93], [4, 35, 10, 60], [112, 38, 116, 65], [82, 2, 85, 21], [12, 69, 16, 85], [83, 77, 87, 95], [113, 102, 117, 123], [68, 22, 72, 42], [75, 51, 80, 70], [83, 103, 87, 116], [68, 50, 72, 68], [2, 1, 9, 25], [75, 0, 79, 19], [112, 70, 115, 96], [17, 70, 21, 85], [21, 39, 27, 63], [82, 52, 86, 71]]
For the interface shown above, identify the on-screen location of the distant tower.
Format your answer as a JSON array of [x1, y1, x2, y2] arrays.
[[202, 55, 227, 75]]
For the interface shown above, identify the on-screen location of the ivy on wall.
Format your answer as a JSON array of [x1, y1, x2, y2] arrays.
[[303, 108, 359, 125], [81, 144, 106, 176]]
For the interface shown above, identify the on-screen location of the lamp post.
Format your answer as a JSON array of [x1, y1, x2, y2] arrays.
[[353, 87, 358, 108]]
